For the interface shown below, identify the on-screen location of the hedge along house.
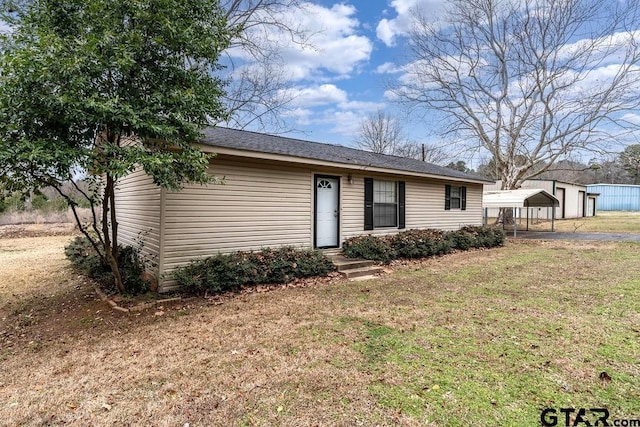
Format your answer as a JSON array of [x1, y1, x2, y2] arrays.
[[115, 127, 493, 292]]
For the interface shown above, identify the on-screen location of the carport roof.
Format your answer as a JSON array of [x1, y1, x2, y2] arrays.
[[482, 189, 560, 208]]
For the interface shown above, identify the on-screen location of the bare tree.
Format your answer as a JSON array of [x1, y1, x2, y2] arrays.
[[395, 141, 450, 164], [355, 110, 405, 154], [355, 109, 448, 163], [393, 0, 640, 191], [219, 0, 312, 132]]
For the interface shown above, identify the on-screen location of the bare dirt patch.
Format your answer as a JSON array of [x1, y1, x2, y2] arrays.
[[0, 222, 77, 239], [0, 235, 114, 351]]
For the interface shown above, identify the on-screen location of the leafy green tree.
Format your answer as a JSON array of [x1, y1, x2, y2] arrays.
[[445, 161, 473, 174], [620, 144, 640, 184], [0, 0, 233, 293]]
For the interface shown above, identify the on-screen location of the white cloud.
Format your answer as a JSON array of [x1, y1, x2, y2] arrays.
[[376, 0, 446, 47], [326, 110, 364, 136], [281, 83, 384, 138], [231, 2, 373, 82], [376, 19, 396, 47], [287, 84, 349, 107], [338, 100, 385, 111], [620, 113, 640, 125], [281, 108, 314, 126], [375, 62, 402, 74]]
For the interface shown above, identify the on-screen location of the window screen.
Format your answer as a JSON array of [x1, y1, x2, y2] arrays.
[[374, 180, 397, 227]]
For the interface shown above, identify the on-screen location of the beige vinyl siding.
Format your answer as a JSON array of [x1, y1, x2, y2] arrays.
[[160, 156, 313, 290], [341, 173, 484, 240], [114, 168, 162, 265], [130, 155, 486, 291]]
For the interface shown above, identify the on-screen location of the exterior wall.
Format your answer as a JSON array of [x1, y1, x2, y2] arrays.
[[157, 155, 485, 291], [587, 196, 597, 216], [559, 183, 586, 219], [341, 172, 483, 239], [161, 156, 313, 289], [587, 184, 640, 211], [114, 168, 163, 276], [484, 179, 589, 219]]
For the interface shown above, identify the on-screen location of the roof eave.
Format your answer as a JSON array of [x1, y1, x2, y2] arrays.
[[198, 143, 492, 185]]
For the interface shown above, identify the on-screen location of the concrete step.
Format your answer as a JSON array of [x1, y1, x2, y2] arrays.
[[340, 265, 384, 279], [322, 248, 342, 257], [330, 255, 375, 272]]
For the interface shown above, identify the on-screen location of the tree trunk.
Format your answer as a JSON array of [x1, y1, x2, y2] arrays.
[[102, 173, 125, 294], [496, 172, 520, 225]]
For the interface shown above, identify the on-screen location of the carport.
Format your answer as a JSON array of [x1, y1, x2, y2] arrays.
[[483, 189, 560, 236]]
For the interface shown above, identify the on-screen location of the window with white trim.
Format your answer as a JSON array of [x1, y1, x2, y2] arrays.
[[374, 180, 397, 227], [445, 185, 467, 210]]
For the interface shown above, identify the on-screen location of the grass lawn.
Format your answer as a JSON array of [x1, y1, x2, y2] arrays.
[[1, 233, 639, 426], [526, 211, 640, 233]]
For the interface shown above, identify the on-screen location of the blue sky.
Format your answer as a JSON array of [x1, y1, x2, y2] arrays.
[[222, 0, 640, 167], [3, 0, 637, 165], [227, 0, 443, 148]]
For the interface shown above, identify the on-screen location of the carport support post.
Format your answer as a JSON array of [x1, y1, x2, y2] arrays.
[[552, 205, 555, 232], [484, 208, 488, 225], [513, 207, 517, 237]]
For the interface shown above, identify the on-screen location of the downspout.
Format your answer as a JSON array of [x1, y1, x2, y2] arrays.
[[552, 180, 557, 223]]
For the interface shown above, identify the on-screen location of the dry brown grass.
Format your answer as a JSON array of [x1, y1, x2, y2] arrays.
[[523, 211, 640, 233], [0, 208, 95, 226], [0, 235, 76, 308], [1, 235, 638, 426]]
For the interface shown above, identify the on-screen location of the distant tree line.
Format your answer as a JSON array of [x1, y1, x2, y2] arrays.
[[450, 144, 640, 185]]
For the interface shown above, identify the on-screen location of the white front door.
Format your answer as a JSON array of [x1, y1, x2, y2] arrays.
[[315, 176, 339, 248]]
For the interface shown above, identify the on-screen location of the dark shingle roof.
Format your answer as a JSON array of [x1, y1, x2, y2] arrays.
[[200, 127, 492, 183]]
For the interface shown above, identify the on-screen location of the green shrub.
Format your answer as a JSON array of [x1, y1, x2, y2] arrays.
[[448, 229, 475, 250], [391, 229, 452, 258], [30, 194, 49, 211], [0, 193, 25, 212], [343, 226, 505, 263], [342, 234, 396, 263], [65, 236, 150, 295], [173, 246, 336, 296], [30, 194, 70, 213], [451, 226, 506, 250]]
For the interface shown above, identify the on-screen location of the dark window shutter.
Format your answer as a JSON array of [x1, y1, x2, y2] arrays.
[[445, 184, 451, 210], [364, 178, 373, 230], [398, 181, 406, 229], [461, 186, 467, 211]]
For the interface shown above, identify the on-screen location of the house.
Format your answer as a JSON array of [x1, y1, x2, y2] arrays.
[[484, 179, 598, 220], [587, 184, 640, 211], [115, 127, 493, 291]]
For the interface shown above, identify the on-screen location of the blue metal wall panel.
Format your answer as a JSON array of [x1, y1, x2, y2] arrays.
[[587, 184, 640, 211]]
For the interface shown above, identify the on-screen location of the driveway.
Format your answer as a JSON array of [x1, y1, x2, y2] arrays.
[[512, 231, 640, 242]]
